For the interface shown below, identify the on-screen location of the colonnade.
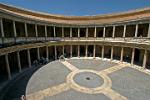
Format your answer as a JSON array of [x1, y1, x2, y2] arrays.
[[1, 44, 149, 80], [1, 18, 150, 44]]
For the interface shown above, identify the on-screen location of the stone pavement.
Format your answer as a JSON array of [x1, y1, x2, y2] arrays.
[[25, 58, 150, 100]]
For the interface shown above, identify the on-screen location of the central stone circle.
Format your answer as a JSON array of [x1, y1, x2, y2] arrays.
[[73, 71, 104, 88]]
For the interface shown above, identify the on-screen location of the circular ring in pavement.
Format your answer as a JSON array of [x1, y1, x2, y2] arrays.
[[66, 69, 112, 94]]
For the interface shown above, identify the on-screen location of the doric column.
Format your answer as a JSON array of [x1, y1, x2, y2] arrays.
[[63, 45, 64, 56], [102, 46, 104, 58], [45, 25, 47, 40], [93, 45, 96, 58], [112, 26, 115, 38], [54, 26, 56, 37], [120, 47, 124, 62], [94, 26, 97, 37], [0, 18, 4, 44], [5, 54, 11, 79], [135, 24, 138, 37], [123, 25, 126, 37], [148, 23, 150, 38], [62, 27, 64, 37], [86, 28, 88, 37], [78, 45, 80, 57], [17, 51, 21, 73], [35, 24, 38, 39], [54, 46, 57, 59], [27, 49, 31, 67], [85, 45, 88, 57], [78, 28, 80, 38], [24, 22, 28, 38], [103, 27, 105, 38], [70, 27, 72, 37], [111, 46, 114, 60], [46, 46, 49, 59], [37, 47, 40, 59], [13, 21, 17, 42], [70, 45, 72, 58], [131, 48, 135, 65], [143, 50, 147, 68]]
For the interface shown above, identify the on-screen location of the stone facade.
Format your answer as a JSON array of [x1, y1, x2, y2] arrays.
[[0, 3, 150, 85]]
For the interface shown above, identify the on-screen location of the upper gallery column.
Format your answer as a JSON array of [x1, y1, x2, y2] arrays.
[[78, 28, 80, 38], [24, 22, 28, 40], [35, 24, 38, 40], [94, 26, 97, 37], [45, 25, 47, 40], [62, 27, 64, 37], [54, 26, 56, 37], [148, 23, 150, 38], [112, 26, 115, 38], [0, 18, 4, 44], [123, 25, 126, 37], [103, 27, 106, 38], [70, 27, 72, 37], [86, 27, 88, 38], [134, 24, 138, 37], [13, 21, 17, 42]]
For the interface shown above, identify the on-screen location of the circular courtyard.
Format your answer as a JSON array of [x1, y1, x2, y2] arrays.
[[24, 58, 150, 100]]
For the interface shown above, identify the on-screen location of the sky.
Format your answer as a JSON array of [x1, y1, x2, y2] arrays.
[[0, 0, 150, 16]]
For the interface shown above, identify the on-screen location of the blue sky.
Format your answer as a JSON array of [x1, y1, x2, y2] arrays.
[[0, 0, 150, 16]]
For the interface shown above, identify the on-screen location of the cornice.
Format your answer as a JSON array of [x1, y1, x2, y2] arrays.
[[0, 3, 150, 25]]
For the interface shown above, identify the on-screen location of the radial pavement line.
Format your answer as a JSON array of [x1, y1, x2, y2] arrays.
[[60, 60, 79, 71], [99, 63, 128, 75], [103, 88, 128, 100], [26, 83, 70, 100]]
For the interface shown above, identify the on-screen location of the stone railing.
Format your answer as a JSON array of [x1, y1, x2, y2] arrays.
[[0, 37, 150, 45]]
